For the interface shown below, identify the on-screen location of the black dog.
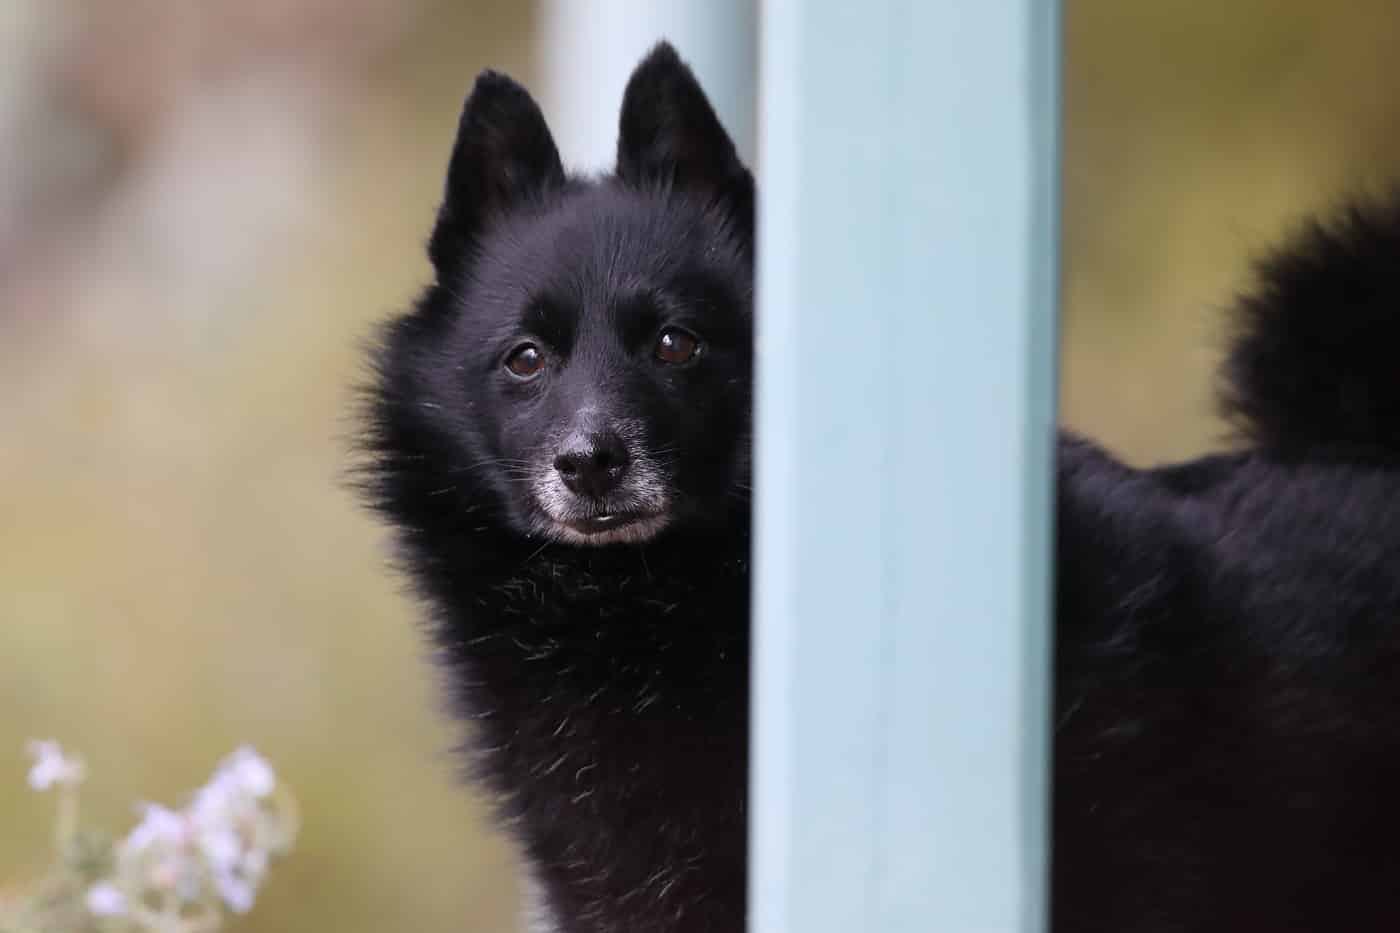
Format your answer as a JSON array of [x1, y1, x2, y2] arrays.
[[361, 42, 1400, 933]]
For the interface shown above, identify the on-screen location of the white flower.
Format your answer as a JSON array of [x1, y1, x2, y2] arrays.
[[85, 882, 129, 917], [25, 739, 85, 791], [213, 870, 257, 913], [196, 824, 242, 873], [121, 802, 187, 855], [189, 746, 274, 832], [182, 746, 283, 915], [220, 746, 276, 798]]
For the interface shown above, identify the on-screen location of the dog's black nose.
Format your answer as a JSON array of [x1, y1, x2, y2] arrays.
[[554, 431, 630, 499]]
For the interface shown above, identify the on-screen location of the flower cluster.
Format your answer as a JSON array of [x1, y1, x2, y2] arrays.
[[1, 742, 297, 933]]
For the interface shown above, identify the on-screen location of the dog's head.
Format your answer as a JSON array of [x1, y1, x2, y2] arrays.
[[402, 43, 753, 546]]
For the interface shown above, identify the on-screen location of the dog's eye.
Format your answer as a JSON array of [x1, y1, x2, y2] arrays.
[[655, 328, 701, 365], [505, 344, 545, 380]]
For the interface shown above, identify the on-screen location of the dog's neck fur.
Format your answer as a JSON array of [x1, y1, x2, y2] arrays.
[[391, 507, 752, 931]]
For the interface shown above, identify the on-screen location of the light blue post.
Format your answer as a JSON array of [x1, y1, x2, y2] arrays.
[[537, 0, 756, 170], [750, 1, 1060, 932]]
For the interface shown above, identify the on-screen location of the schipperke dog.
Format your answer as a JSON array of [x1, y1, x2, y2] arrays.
[[361, 42, 1400, 933]]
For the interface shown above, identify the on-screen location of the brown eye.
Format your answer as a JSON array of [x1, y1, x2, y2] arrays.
[[655, 327, 700, 365], [505, 344, 545, 379]]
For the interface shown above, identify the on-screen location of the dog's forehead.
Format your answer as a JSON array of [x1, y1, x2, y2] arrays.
[[488, 185, 723, 297]]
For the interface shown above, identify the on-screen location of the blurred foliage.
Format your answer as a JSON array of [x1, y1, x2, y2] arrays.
[[2, 1, 1399, 931]]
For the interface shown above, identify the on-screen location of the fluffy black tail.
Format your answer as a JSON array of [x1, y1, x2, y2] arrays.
[[1221, 195, 1400, 462]]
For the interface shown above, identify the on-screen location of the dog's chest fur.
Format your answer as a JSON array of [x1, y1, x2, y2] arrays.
[[411, 529, 751, 932]]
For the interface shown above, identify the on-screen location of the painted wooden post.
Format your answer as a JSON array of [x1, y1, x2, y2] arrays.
[[750, 1, 1061, 932], [536, 0, 757, 171]]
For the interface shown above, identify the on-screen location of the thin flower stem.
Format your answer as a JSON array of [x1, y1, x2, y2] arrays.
[[53, 787, 77, 854]]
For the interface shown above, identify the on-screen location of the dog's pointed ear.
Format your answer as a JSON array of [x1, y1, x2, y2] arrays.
[[429, 71, 565, 269], [616, 43, 751, 213]]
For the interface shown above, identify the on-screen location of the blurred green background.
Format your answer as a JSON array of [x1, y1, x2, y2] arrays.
[[2, 1, 1398, 930]]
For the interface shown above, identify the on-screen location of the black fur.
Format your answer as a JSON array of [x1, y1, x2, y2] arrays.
[[1221, 197, 1400, 463], [359, 43, 1400, 933], [1055, 193, 1400, 931], [363, 45, 752, 932]]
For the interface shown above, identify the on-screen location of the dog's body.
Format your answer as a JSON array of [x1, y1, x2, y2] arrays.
[[1055, 205, 1400, 931], [362, 43, 1400, 933]]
